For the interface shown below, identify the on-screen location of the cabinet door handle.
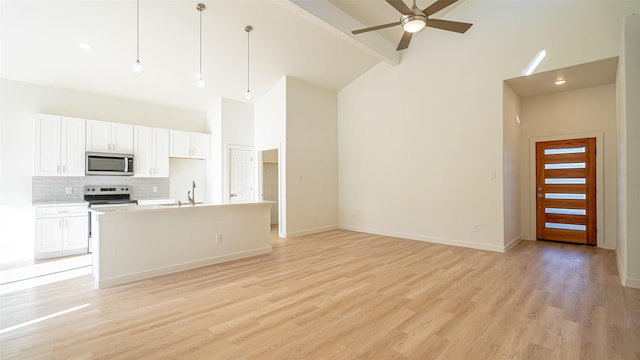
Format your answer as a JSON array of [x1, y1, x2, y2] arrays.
[[62, 165, 66, 173], [57, 165, 60, 173]]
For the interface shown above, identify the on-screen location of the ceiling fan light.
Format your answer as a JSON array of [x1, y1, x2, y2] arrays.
[[401, 15, 426, 33]]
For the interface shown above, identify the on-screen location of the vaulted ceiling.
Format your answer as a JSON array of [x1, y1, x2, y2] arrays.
[[1, 0, 404, 111], [0, 0, 621, 112]]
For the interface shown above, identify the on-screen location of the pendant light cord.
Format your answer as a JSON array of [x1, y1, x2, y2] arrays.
[[199, 8, 202, 76], [246, 28, 250, 91], [136, 0, 140, 62]]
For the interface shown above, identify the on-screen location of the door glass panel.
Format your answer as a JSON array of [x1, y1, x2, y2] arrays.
[[544, 147, 586, 155], [545, 208, 587, 215], [545, 222, 587, 231], [545, 178, 586, 184], [545, 193, 586, 200], [544, 163, 586, 169]]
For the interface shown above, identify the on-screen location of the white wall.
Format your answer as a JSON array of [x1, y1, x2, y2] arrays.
[[503, 84, 521, 250], [519, 85, 617, 249], [254, 76, 338, 237], [221, 99, 254, 146], [0, 79, 206, 259], [255, 78, 287, 148], [206, 98, 255, 203], [255, 77, 287, 235], [285, 77, 338, 236], [206, 98, 223, 204], [617, 14, 640, 288], [337, 1, 638, 252]]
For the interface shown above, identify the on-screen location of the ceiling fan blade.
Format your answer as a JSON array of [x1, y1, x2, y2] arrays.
[[352, 21, 401, 34], [396, 31, 413, 50], [425, 19, 473, 33], [386, 0, 412, 15], [423, 0, 459, 16]]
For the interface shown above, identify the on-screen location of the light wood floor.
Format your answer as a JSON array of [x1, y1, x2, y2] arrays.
[[1, 230, 639, 359]]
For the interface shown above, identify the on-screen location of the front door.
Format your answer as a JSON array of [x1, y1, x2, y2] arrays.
[[535, 138, 596, 245], [229, 148, 254, 203]]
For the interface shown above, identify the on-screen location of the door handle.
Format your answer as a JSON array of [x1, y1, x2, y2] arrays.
[[537, 194, 543, 198], [230, 194, 238, 198]]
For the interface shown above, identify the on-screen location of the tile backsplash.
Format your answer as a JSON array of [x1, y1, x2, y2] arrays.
[[32, 176, 170, 203]]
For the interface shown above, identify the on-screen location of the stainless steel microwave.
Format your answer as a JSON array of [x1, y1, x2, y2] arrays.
[[86, 152, 134, 176]]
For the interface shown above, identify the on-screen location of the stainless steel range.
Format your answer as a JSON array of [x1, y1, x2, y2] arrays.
[[84, 186, 138, 252], [84, 185, 138, 207]]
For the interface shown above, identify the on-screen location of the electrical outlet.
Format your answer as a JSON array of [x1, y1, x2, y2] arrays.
[[216, 234, 222, 244], [152, 186, 158, 193], [473, 224, 480, 232], [65, 187, 72, 195]]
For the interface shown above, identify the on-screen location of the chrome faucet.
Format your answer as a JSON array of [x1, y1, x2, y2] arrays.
[[187, 180, 196, 206]]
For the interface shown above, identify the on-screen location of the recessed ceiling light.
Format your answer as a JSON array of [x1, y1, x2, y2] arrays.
[[78, 42, 93, 51], [554, 79, 567, 85]]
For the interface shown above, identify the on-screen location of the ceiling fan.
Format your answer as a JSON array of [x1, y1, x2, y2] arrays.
[[351, 0, 473, 51]]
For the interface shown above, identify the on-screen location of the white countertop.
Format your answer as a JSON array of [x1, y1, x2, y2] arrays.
[[33, 201, 88, 207], [88, 201, 275, 215]]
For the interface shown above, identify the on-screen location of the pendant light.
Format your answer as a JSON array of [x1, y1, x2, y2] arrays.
[[244, 25, 253, 100], [195, 3, 206, 88], [132, 0, 143, 74]]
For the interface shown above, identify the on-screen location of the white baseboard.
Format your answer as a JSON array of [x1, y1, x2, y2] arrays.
[[284, 225, 338, 238], [504, 235, 523, 252], [95, 247, 272, 289], [338, 225, 504, 253], [617, 252, 640, 289]]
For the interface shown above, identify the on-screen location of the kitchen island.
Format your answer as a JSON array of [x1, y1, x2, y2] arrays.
[[89, 201, 273, 288]]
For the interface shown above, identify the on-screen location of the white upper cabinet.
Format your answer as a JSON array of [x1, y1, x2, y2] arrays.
[[86, 120, 134, 154], [169, 130, 210, 159], [34, 114, 86, 176], [134, 126, 169, 177], [191, 132, 210, 159]]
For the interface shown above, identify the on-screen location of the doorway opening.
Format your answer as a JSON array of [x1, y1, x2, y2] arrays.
[[259, 149, 279, 234], [534, 137, 597, 245]]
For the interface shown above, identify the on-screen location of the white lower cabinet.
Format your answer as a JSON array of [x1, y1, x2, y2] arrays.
[[35, 204, 88, 259]]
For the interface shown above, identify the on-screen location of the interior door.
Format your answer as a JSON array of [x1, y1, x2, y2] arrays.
[[536, 138, 596, 245], [229, 148, 254, 203]]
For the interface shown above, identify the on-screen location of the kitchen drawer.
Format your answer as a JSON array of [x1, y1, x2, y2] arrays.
[[35, 205, 88, 218]]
